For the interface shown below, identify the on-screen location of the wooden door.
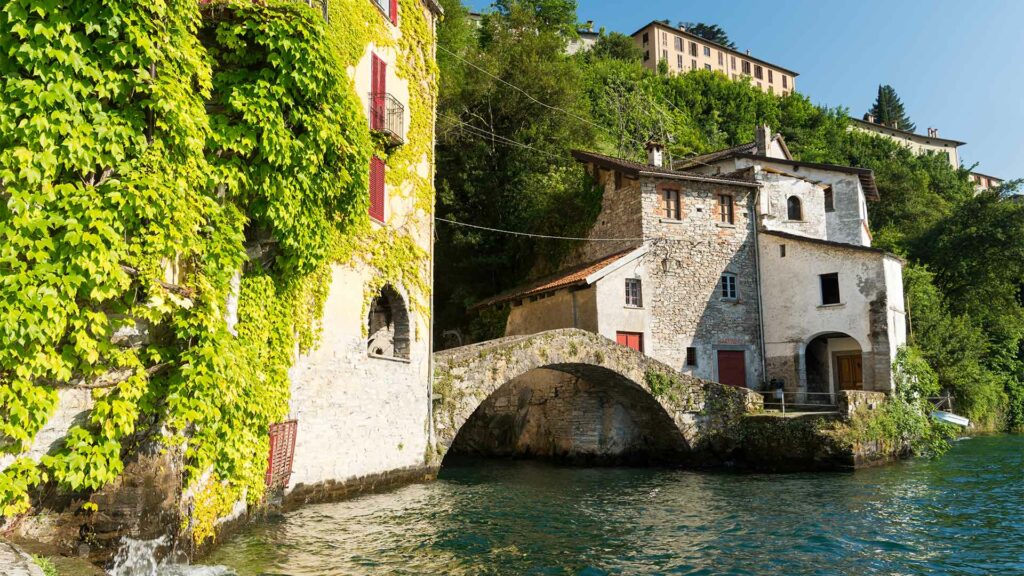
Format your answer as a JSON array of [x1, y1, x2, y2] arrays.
[[836, 355, 863, 390], [616, 331, 643, 353], [717, 350, 746, 388], [370, 54, 386, 130]]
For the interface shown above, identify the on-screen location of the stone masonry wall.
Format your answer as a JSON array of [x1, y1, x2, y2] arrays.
[[640, 176, 764, 386], [566, 166, 644, 267]]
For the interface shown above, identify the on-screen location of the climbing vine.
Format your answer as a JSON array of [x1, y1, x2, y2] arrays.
[[0, 0, 436, 541]]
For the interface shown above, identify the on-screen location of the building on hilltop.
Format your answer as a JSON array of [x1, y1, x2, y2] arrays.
[[477, 127, 906, 404], [969, 171, 1004, 192], [850, 115, 964, 168], [631, 20, 797, 95]]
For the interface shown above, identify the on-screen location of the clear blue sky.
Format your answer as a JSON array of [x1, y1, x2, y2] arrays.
[[463, 0, 1023, 180]]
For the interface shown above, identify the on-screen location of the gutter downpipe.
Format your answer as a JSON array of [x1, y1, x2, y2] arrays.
[[751, 173, 768, 388]]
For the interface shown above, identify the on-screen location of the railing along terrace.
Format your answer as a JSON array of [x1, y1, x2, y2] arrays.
[[758, 390, 838, 414], [369, 92, 405, 145]]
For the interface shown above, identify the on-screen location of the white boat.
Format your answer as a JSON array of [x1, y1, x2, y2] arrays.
[[931, 411, 970, 427]]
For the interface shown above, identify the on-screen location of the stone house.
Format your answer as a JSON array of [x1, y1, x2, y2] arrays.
[[478, 127, 906, 402]]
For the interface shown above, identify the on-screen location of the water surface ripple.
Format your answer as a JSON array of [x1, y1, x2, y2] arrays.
[[206, 435, 1024, 575]]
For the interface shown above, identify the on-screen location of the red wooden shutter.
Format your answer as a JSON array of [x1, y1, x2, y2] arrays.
[[369, 156, 385, 222], [616, 331, 643, 353], [265, 420, 298, 489], [389, 0, 398, 25], [370, 54, 386, 131]]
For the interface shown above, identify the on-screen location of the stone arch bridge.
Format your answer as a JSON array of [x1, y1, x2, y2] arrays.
[[432, 329, 763, 464]]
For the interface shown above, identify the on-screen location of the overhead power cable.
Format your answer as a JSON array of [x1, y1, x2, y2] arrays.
[[436, 217, 645, 242]]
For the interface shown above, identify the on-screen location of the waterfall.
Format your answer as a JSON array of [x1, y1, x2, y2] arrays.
[[107, 537, 235, 576]]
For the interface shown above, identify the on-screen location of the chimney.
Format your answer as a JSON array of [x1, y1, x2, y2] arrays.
[[645, 141, 664, 167], [864, 113, 876, 124], [745, 49, 750, 55], [755, 124, 771, 155], [679, 24, 686, 31]]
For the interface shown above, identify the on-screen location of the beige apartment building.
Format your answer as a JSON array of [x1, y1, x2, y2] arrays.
[[850, 115, 964, 168], [631, 20, 797, 95]]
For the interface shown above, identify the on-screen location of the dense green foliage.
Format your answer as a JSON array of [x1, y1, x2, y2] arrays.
[[0, 0, 433, 532], [868, 84, 916, 132], [436, 0, 1023, 431], [680, 22, 735, 49]]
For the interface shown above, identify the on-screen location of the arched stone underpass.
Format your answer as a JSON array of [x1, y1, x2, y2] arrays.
[[432, 329, 763, 467]]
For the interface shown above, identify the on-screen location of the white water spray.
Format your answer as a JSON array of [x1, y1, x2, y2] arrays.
[[107, 537, 235, 576]]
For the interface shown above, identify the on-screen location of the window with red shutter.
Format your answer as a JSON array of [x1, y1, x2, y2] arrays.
[[389, 0, 398, 24], [369, 156, 385, 222], [370, 54, 386, 131]]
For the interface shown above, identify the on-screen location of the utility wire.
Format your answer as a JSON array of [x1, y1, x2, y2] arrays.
[[436, 217, 646, 242]]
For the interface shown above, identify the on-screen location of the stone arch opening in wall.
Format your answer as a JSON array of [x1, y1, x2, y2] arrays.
[[787, 195, 802, 221], [367, 284, 411, 360], [800, 331, 864, 404], [442, 363, 690, 467]]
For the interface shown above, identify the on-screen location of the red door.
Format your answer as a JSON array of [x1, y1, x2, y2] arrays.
[[717, 350, 746, 388], [616, 331, 643, 353], [370, 54, 386, 130]]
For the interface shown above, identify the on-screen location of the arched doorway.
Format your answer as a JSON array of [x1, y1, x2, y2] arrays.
[[803, 332, 863, 404], [367, 284, 410, 360]]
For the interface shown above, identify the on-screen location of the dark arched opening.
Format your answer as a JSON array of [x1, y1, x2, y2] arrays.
[[804, 332, 862, 405], [787, 195, 803, 220], [367, 284, 410, 359], [442, 365, 688, 468]]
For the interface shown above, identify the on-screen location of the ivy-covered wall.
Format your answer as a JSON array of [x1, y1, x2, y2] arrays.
[[0, 0, 436, 546]]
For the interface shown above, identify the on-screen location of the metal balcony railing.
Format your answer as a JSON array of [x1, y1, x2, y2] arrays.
[[369, 92, 405, 145], [759, 390, 838, 414]]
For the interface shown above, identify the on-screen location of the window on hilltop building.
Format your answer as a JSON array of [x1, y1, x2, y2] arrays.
[[663, 50, 668, 62], [691, 59, 697, 70], [721, 273, 738, 300], [768, 86, 774, 95], [787, 196, 802, 220], [675, 36, 683, 51], [754, 65, 763, 79], [686, 347, 698, 367], [663, 189, 681, 220], [824, 186, 835, 212], [782, 75, 788, 89], [625, 278, 643, 307], [742, 60, 751, 74], [662, 32, 667, 45], [704, 46, 711, 57], [678, 54, 683, 69], [820, 273, 841, 305], [718, 194, 734, 224], [643, 32, 649, 44], [718, 52, 724, 66], [690, 41, 698, 56], [731, 56, 736, 69], [643, 50, 650, 61], [705, 64, 712, 71]]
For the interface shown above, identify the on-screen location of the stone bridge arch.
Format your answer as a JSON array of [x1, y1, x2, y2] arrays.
[[432, 329, 762, 464]]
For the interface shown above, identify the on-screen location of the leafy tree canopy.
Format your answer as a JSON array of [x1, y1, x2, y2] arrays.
[[681, 22, 736, 49], [590, 31, 642, 61]]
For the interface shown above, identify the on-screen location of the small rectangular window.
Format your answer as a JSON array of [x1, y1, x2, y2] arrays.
[[677, 54, 683, 69], [782, 75, 788, 89], [675, 36, 683, 51], [742, 60, 751, 74], [824, 186, 835, 212], [754, 65, 763, 80], [718, 194, 734, 224], [686, 347, 698, 367], [691, 59, 697, 70], [731, 56, 736, 69], [663, 189, 681, 220], [721, 274, 738, 300], [704, 46, 711, 57], [642, 32, 649, 44], [705, 64, 712, 71], [718, 52, 724, 66], [768, 69, 773, 83], [616, 331, 644, 352], [690, 42, 698, 56], [662, 50, 668, 62], [614, 170, 623, 190], [780, 244, 786, 257], [820, 273, 841, 305], [643, 50, 650, 62], [625, 278, 642, 307], [662, 32, 667, 46]]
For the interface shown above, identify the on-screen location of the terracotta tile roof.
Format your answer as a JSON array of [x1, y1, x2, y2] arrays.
[[571, 150, 759, 187], [674, 141, 759, 170], [471, 248, 639, 310]]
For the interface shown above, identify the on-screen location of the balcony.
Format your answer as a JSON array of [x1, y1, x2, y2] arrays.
[[369, 92, 405, 146]]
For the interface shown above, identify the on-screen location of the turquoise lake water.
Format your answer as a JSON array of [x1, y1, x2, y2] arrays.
[[203, 435, 1023, 575]]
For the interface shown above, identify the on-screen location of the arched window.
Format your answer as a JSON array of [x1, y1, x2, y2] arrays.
[[787, 196, 802, 221], [367, 284, 410, 360]]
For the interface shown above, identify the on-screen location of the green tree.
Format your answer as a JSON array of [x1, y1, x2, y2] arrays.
[[680, 22, 736, 49], [590, 31, 642, 61], [868, 84, 916, 132]]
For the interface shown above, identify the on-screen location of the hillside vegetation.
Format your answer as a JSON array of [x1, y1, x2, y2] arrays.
[[435, 0, 1024, 431]]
